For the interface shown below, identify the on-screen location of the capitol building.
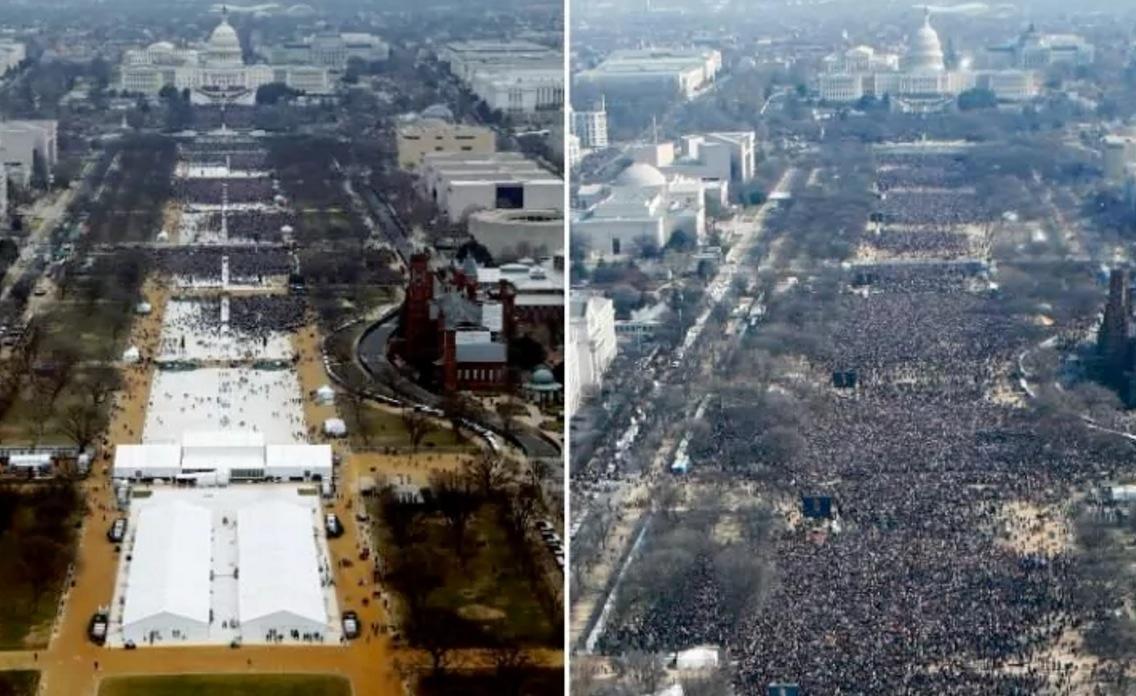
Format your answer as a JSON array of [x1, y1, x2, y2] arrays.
[[818, 10, 1039, 112], [119, 9, 332, 104]]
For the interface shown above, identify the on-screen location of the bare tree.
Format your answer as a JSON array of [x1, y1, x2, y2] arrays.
[[492, 638, 533, 696], [617, 651, 667, 695], [60, 403, 108, 453], [401, 407, 434, 456], [342, 390, 372, 447], [429, 470, 477, 564], [464, 448, 517, 497]]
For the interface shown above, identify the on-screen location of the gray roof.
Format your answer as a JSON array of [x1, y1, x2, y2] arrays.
[[431, 292, 483, 329], [455, 342, 507, 363]]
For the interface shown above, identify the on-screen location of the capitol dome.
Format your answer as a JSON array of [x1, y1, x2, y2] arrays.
[[905, 9, 945, 73], [206, 11, 243, 65], [615, 162, 667, 189]]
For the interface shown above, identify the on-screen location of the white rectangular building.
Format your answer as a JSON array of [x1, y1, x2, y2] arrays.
[[0, 120, 58, 187], [569, 294, 617, 413], [438, 40, 563, 118], [575, 47, 722, 100], [419, 152, 563, 222]]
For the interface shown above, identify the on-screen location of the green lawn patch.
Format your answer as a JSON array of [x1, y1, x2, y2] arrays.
[[0, 483, 81, 649], [97, 674, 352, 696], [0, 671, 39, 696], [351, 404, 472, 452]]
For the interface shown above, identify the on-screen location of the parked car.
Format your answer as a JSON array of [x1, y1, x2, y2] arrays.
[[342, 611, 360, 639], [88, 612, 108, 645], [325, 513, 343, 538], [107, 518, 127, 543]]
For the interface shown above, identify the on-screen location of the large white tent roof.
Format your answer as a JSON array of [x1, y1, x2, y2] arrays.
[[113, 444, 182, 477], [122, 500, 212, 628], [181, 430, 267, 473], [237, 500, 326, 626], [265, 444, 332, 474]]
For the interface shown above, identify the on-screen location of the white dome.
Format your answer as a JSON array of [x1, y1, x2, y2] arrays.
[[615, 162, 667, 189], [906, 9, 945, 73], [206, 13, 243, 65], [148, 41, 175, 52]]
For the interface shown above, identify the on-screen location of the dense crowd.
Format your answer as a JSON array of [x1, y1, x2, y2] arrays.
[[175, 178, 277, 205], [877, 191, 989, 226], [224, 210, 296, 242], [153, 247, 292, 281], [868, 228, 973, 258], [594, 152, 1132, 695]]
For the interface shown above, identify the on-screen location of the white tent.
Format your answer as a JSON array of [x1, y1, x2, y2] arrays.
[[323, 418, 347, 437], [135, 302, 153, 315], [265, 444, 332, 481], [122, 501, 212, 645], [181, 430, 265, 475], [674, 646, 719, 670], [114, 444, 182, 480], [314, 385, 336, 405], [122, 346, 141, 364], [237, 500, 328, 640]]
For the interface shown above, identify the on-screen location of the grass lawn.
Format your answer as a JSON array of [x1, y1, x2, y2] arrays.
[[98, 675, 351, 696], [373, 500, 557, 647], [0, 671, 39, 696], [418, 669, 563, 695], [353, 404, 473, 452], [0, 484, 81, 649]]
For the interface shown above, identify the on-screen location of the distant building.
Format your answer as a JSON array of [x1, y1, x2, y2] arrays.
[[0, 40, 25, 75], [438, 40, 563, 119], [573, 162, 706, 258], [119, 9, 332, 104], [0, 120, 58, 187], [615, 301, 669, 340], [571, 100, 609, 149], [1097, 268, 1136, 405], [629, 131, 756, 185], [467, 208, 564, 260], [1103, 134, 1136, 182], [567, 133, 582, 170], [817, 10, 1039, 110], [266, 32, 389, 70], [397, 253, 564, 394], [417, 151, 563, 223], [568, 293, 617, 412], [396, 119, 495, 170], [985, 24, 1094, 69], [575, 47, 722, 100]]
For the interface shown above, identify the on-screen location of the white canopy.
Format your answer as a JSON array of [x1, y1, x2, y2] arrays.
[[122, 501, 212, 633], [674, 646, 719, 670], [314, 385, 335, 405], [135, 302, 153, 315], [122, 346, 141, 363], [323, 418, 347, 437], [237, 500, 327, 631]]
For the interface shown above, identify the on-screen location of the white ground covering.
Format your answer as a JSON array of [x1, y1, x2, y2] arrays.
[[118, 500, 213, 645], [144, 367, 306, 444], [238, 499, 332, 640], [109, 485, 341, 647], [158, 299, 292, 362], [177, 164, 270, 179]]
